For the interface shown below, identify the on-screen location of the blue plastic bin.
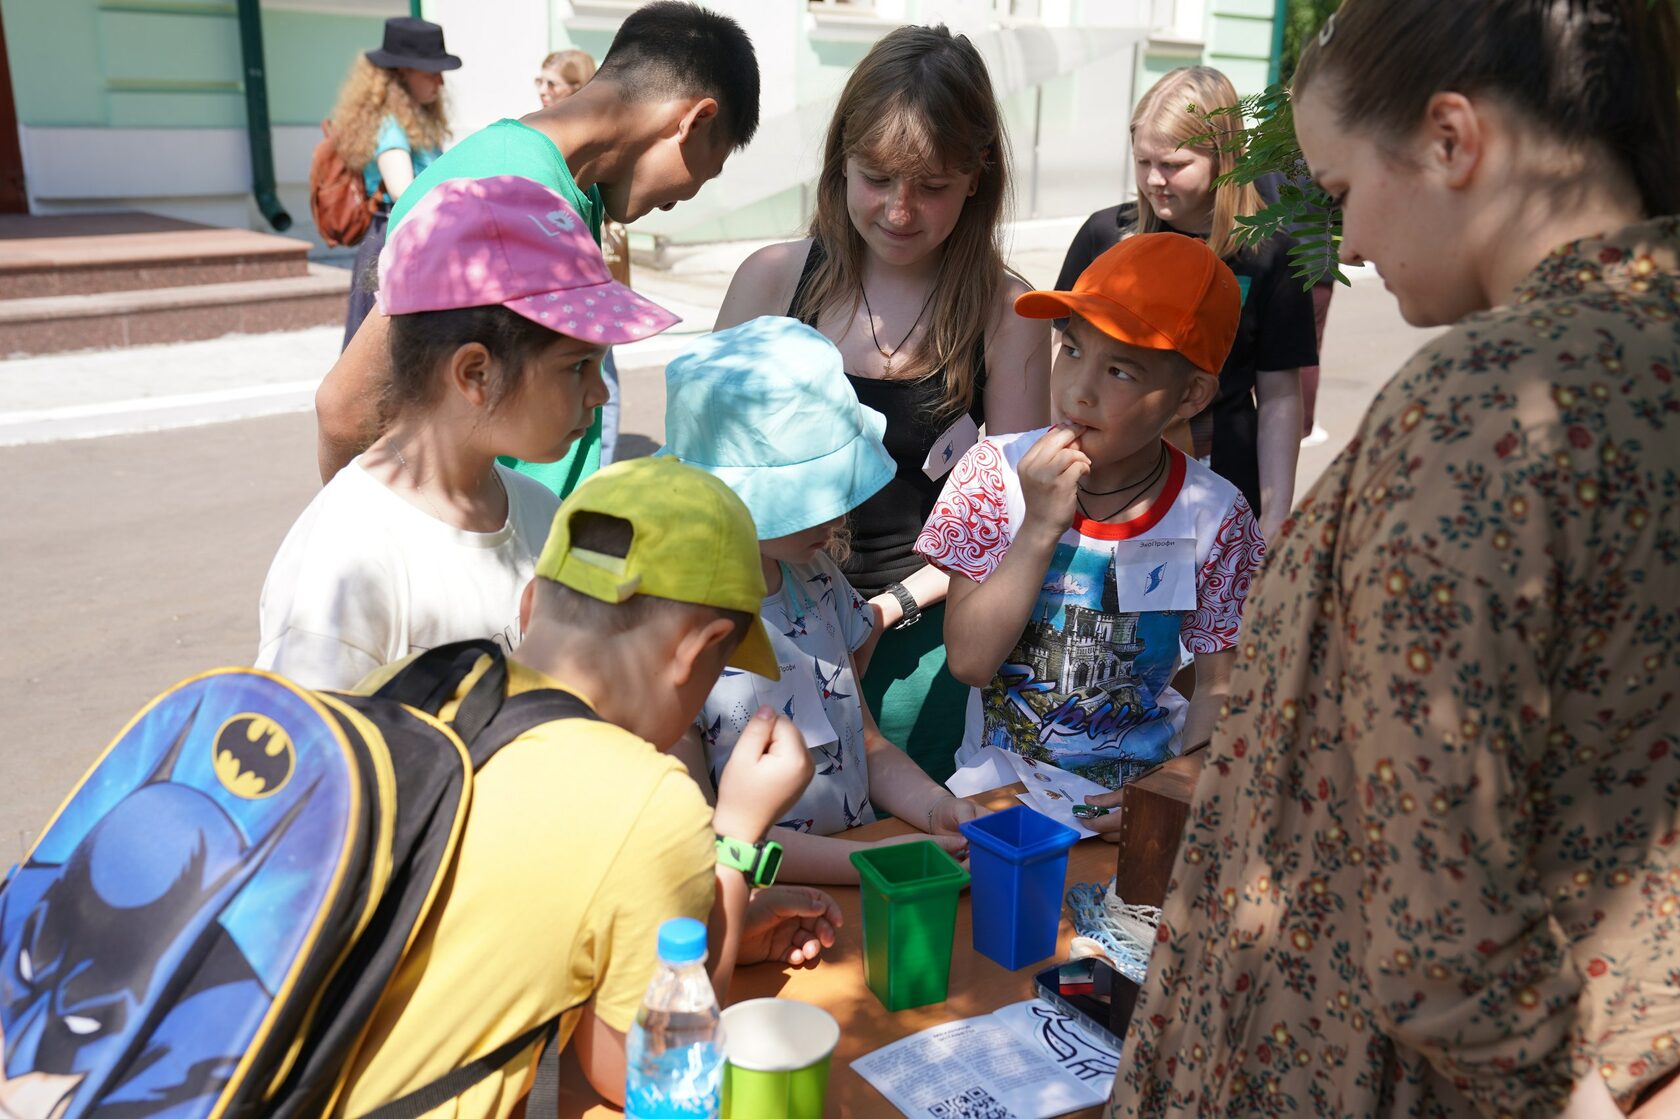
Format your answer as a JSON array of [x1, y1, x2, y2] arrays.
[[959, 805, 1081, 970]]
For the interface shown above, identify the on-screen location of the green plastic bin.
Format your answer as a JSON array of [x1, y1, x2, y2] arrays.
[[849, 841, 971, 1011]]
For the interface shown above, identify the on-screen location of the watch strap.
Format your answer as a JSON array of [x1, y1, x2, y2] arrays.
[[714, 834, 782, 888], [885, 581, 921, 629]]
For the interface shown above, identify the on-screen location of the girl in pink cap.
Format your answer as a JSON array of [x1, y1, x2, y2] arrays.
[[256, 174, 679, 690]]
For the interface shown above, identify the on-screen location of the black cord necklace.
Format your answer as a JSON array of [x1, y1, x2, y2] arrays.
[[860, 279, 938, 377], [1076, 444, 1169, 522]]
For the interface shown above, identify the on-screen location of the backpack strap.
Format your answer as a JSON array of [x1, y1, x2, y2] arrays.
[[464, 688, 600, 770], [523, 1027, 566, 1119], [374, 640, 509, 744], [354, 1007, 578, 1119], [353, 691, 601, 1118]]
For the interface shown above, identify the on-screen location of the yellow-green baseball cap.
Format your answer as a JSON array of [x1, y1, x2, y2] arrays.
[[534, 457, 779, 680]]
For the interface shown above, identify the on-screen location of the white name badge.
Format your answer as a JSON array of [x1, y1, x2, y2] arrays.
[[1111, 537, 1199, 613], [922, 414, 980, 480]]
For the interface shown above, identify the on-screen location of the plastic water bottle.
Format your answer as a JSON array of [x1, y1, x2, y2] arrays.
[[624, 917, 723, 1119]]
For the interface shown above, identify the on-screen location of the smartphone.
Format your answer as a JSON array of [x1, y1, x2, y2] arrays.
[[1034, 957, 1141, 1046]]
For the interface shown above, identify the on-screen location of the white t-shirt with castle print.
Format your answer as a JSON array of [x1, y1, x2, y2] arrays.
[[916, 430, 1264, 789]]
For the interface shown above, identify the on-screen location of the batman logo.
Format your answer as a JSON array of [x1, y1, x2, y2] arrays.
[[212, 714, 295, 799]]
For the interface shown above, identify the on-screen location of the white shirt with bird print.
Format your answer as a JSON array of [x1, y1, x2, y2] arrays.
[[695, 551, 876, 835]]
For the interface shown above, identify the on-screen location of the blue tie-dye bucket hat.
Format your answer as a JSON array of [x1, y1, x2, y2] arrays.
[[658, 315, 895, 540]]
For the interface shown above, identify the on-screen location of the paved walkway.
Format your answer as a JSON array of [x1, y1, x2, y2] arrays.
[[0, 284, 718, 446], [0, 218, 1092, 444]]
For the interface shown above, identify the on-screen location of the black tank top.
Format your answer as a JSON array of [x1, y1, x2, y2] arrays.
[[789, 239, 987, 599]]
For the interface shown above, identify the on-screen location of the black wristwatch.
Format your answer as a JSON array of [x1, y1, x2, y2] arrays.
[[714, 835, 783, 888], [885, 582, 921, 630]]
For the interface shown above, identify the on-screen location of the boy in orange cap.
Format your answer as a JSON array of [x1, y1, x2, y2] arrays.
[[916, 234, 1265, 834]]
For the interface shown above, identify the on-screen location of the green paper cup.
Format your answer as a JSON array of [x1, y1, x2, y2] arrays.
[[721, 998, 840, 1119], [850, 840, 970, 1011]]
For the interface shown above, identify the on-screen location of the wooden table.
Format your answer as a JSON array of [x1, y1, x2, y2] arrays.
[[556, 785, 1115, 1118]]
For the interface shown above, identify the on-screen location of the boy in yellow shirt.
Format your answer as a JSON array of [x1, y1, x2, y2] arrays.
[[337, 457, 838, 1117]]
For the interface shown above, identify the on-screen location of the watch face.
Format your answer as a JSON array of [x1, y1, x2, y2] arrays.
[[758, 843, 783, 887]]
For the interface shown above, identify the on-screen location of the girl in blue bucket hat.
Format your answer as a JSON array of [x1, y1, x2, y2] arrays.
[[663, 316, 984, 883]]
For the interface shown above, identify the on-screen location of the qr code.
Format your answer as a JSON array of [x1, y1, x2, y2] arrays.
[[928, 1087, 1015, 1118]]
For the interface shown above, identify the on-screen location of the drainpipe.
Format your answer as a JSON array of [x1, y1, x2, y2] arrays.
[[1267, 0, 1289, 85], [235, 0, 292, 232]]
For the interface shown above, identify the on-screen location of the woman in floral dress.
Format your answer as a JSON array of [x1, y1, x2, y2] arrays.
[[1109, 1, 1680, 1117]]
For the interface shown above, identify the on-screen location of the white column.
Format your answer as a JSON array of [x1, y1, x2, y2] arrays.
[[630, 0, 805, 242], [421, 0, 550, 139]]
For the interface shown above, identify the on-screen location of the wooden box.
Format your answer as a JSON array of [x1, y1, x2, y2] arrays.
[[1112, 752, 1205, 907]]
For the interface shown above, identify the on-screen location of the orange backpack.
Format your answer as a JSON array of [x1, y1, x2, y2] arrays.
[[308, 122, 387, 248]]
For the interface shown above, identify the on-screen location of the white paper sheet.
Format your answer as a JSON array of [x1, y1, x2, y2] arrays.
[[991, 1000, 1121, 1089], [946, 744, 1018, 798], [852, 999, 1118, 1119], [1007, 753, 1112, 840], [1011, 794, 1094, 840], [948, 746, 1114, 839]]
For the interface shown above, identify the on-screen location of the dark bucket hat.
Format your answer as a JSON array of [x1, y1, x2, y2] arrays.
[[366, 17, 462, 73]]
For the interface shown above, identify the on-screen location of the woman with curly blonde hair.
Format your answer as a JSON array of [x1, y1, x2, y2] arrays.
[[332, 17, 459, 347]]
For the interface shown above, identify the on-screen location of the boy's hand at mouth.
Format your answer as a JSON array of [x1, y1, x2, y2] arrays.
[[1019, 421, 1091, 540]]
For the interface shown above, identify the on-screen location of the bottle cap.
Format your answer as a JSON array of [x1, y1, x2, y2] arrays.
[[657, 917, 708, 964]]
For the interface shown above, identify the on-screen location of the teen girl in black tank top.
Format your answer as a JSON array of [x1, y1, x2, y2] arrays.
[[790, 239, 987, 599]]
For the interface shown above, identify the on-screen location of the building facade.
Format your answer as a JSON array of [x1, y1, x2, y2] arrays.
[[0, 0, 1279, 249]]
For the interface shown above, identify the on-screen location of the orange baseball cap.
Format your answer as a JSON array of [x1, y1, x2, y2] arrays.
[[1015, 233, 1241, 376]]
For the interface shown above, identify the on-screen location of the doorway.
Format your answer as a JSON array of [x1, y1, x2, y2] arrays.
[[0, 7, 27, 213]]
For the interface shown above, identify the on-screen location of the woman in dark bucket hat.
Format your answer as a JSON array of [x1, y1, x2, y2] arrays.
[[329, 16, 459, 348], [365, 17, 462, 72]]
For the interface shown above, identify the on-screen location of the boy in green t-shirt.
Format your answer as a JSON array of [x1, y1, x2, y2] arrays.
[[317, 1, 760, 494]]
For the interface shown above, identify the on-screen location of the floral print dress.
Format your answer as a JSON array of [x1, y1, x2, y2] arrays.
[[1109, 217, 1680, 1119]]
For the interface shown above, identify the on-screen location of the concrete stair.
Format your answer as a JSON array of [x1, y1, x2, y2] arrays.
[[0, 213, 349, 357]]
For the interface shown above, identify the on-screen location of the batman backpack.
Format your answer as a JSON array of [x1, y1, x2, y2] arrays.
[[0, 640, 596, 1119]]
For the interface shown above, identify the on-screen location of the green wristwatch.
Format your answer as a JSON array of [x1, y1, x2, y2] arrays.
[[714, 835, 783, 888]]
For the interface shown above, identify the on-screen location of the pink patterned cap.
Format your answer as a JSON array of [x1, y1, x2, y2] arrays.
[[376, 174, 680, 345]]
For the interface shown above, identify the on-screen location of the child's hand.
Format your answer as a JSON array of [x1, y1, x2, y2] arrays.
[[1019, 423, 1090, 537], [872, 831, 968, 864], [928, 795, 985, 836], [714, 706, 814, 844], [1081, 788, 1126, 844], [737, 885, 843, 967]]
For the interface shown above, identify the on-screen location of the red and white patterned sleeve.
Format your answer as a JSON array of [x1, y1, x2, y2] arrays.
[[915, 440, 1012, 583], [1182, 494, 1265, 654]]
